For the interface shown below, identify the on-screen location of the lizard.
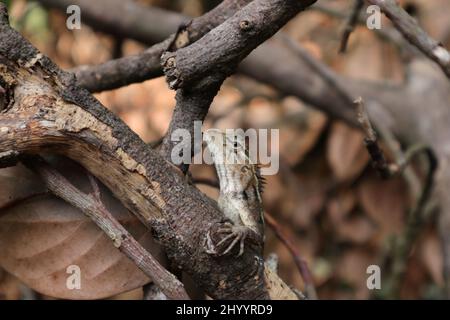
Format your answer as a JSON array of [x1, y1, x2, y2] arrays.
[[203, 129, 265, 257]]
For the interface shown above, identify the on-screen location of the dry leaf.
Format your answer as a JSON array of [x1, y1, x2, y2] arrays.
[[336, 216, 375, 244], [327, 190, 357, 224], [0, 269, 22, 300], [278, 98, 327, 166], [357, 175, 408, 237], [0, 160, 164, 299], [327, 122, 369, 182], [335, 249, 375, 299]]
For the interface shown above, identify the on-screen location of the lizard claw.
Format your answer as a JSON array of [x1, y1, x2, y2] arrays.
[[205, 224, 250, 257]]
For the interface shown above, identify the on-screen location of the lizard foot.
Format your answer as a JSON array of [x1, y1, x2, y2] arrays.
[[206, 223, 253, 257]]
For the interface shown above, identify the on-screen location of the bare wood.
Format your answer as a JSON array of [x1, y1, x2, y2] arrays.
[[69, 0, 254, 92], [0, 2, 301, 300], [23, 157, 189, 300], [159, 0, 317, 168]]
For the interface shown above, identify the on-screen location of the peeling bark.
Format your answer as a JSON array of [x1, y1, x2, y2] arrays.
[[0, 3, 304, 300]]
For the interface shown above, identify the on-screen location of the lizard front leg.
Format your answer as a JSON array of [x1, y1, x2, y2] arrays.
[[205, 221, 263, 257]]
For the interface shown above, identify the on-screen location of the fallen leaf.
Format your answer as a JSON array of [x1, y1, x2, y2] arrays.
[[357, 175, 408, 237], [327, 122, 369, 182], [419, 230, 444, 286]]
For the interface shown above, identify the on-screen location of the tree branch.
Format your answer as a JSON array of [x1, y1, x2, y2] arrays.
[[355, 97, 438, 298], [366, 0, 450, 79], [38, 0, 188, 45], [0, 2, 298, 300], [23, 156, 189, 300], [265, 212, 317, 300], [159, 0, 317, 169]]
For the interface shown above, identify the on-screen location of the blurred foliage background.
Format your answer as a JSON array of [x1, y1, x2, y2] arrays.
[[1, 0, 450, 300]]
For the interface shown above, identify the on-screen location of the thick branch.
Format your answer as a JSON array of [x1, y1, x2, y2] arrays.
[[161, 0, 316, 91], [159, 0, 317, 167], [37, 0, 188, 45], [23, 156, 189, 300], [71, 0, 253, 92], [265, 212, 317, 300], [0, 3, 297, 300]]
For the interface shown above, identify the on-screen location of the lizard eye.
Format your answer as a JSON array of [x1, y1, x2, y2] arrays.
[[241, 165, 249, 173]]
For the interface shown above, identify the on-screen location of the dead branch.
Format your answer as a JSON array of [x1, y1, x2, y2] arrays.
[[355, 98, 438, 298], [38, 0, 188, 45], [265, 212, 317, 300], [366, 0, 450, 79], [23, 156, 189, 300], [339, 0, 364, 53], [312, 2, 405, 52], [159, 0, 317, 170], [68, 0, 254, 92], [46, 0, 450, 297], [0, 2, 303, 300]]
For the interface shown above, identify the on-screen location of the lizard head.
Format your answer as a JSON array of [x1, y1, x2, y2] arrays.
[[203, 129, 250, 166], [203, 129, 265, 193]]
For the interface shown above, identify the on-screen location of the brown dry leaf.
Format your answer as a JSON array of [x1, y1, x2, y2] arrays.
[[327, 122, 369, 182], [335, 216, 375, 244], [400, 256, 428, 299], [327, 190, 357, 224], [276, 158, 330, 229], [338, 28, 404, 82], [357, 175, 408, 237], [335, 249, 375, 299], [0, 269, 22, 300], [244, 97, 280, 129], [265, 228, 315, 292], [214, 107, 245, 130], [0, 161, 164, 300], [208, 84, 243, 119], [110, 287, 143, 300]]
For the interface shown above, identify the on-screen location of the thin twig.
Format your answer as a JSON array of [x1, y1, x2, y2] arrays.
[[22, 156, 190, 300], [265, 212, 318, 300], [312, 2, 404, 50], [339, 0, 364, 53], [354, 97, 394, 179], [384, 146, 437, 298], [354, 98, 437, 299], [193, 176, 315, 298], [143, 283, 169, 300], [0, 191, 49, 214]]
